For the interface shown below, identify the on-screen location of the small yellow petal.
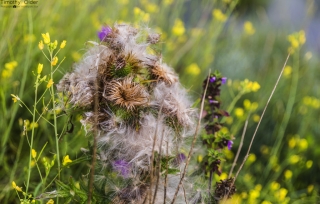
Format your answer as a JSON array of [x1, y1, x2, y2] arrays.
[[38, 40, 44, 50], [32, 149, 37, 159], [42, 32, 50, 44], [62, 155, 72, 166], [60, 40, 66, 49], [46, 199, 55, 204], [12, 181, 17, 188], [51, 57, 58, 66], [37, 63, 43, 74], [47, 79, 54, 88]]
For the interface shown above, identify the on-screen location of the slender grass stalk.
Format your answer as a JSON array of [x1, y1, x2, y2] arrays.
[[226, 54, 290, 200], [0, 10, 33, 163], [263, 51, 299, 179], [228, 113, 250, 178], [49, 53, 61, 181], [5, 133, 25, 203]]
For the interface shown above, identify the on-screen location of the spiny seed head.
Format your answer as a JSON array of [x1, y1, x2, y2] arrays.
[[103, 77, 149, 110]]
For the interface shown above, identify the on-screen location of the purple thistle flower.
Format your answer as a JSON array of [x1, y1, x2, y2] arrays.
[[210, 77, 216, 83], [227, 140, 233, 150], [98, 26, 112, 41], [113, 159, 131, 178], [221, 77, 227, 84]]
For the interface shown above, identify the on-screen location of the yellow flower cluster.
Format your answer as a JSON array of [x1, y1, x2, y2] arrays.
[[39, 32, 66, 59], [288, 136, 308, 151], [12, 181, 22, 192], [213, 9, 227, 22], [240, 79, 261, 93], [283, 65, 292, 78], [12, 181, 36, 203], [2, 61, 18, 79], [172, 18, 185, 36], [303, 96, 320, 109], [133, 7, 150, 22], [287, 30, 306, 53]]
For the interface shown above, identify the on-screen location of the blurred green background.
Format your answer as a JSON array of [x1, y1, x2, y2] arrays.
[[1, 0, 319, 203]]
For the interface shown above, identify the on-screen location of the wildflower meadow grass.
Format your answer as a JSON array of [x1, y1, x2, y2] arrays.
[[1, 0, 319, 203]]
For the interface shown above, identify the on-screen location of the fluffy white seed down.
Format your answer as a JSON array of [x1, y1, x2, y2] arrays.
[[152, 82, 196, 128]]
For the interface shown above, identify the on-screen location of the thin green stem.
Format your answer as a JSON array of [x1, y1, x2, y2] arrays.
[[49, 51, 61, 204], [50, 53, 61, 180], [26, 77, 39, 194]]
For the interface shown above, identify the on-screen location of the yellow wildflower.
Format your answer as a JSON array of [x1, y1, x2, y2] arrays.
[[2, 61, 18, 79], [38, 40, 44, 50], [277, 188, 288, 201], [247, 154, 256, 163], [220, 172, 228, 180], [145, 3, 159, 13], [197, 155, 203, 163], [163, 0, 173, 6], [253, 114, 260, 122], [11, 94, 20, 103], [53, 40, 58, 50], [260, 145, 269, 155], [261, 201, 272, 204], [172, 19, 185, 36], [249, 189, 260, 199], [12, 181, 22, 192], [32, 149, 37, 159], [234, 108, 244, 118], [213, 9, 227, 22], [243, 21, 255, 35], [251, 81, 260, 92], [283, 65, 292, 77], [60, 40, 66, 49], [62, 155, 72, 166], [255, 184, 262, 191], [298, 138, 308, 151], [289, 155, 300, 164], [243, 99, 251, 110], [288, 35, 299, 48], [288, 137, 296, 149], [284, 169, 292, 179], [46, 199, 54, 204], [251, 102, 258, 111], [306, 160, 313, 169], [37, 63, 43, 74], [270, 181, 280, 191], [51, 56, 58, 66], [47, 79, 54, 88], [307, 185, 314, 193], [41, 32, 50, 44], [299, 30, 306, 45], [186, 63, 200, 76]]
